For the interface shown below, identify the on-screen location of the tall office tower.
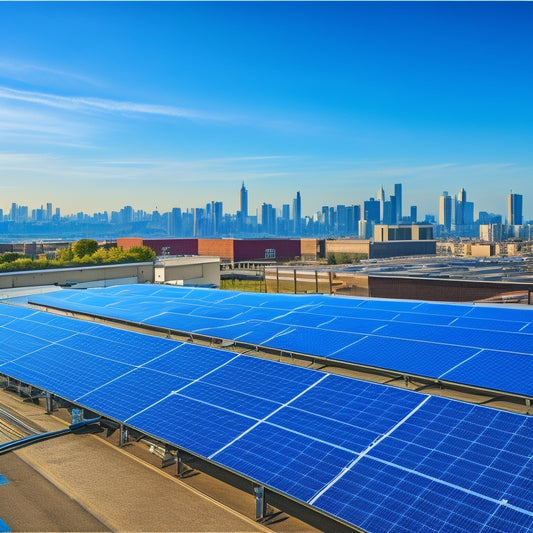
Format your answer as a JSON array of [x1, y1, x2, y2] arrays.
[[261, 203, 276, 234], [455, 188, 466, 226], [363, 197, 380, 238], [336, 205, 347, 235], [508, 193, 523, 225], [214, 201, 223, 234], [377, 185, 385, 223], [321, 206, 330, 232], [46, 202, 53, 222], [410, 205, 417, 223], [240, 181, 248, 218], [169, 207, 182, 236], [394, 183, 402, 222], [346, 205, 361, 236], [439, 191, 452, 231], [10, 203, 17, 222], [293, 191, 302, 234]]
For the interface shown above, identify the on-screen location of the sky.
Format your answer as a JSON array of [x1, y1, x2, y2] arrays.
[[0, 1, 532, 220]]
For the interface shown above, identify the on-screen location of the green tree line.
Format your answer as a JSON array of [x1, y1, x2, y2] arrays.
[[0, 239, 155, 273]]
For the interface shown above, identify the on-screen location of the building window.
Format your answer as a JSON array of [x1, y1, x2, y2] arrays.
[[265, 248, 276, 259]]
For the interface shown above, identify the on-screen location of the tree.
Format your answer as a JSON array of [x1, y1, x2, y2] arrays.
[[72, 239, 99, 258], [56, 246, 74, 263], [128, 246, 156, 262], [0, 253, 24, 263]]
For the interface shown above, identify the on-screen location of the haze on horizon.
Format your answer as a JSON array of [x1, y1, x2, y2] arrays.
[[0, 2, 531, 219]]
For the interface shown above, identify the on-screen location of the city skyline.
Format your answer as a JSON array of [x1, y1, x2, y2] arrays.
[[0, 2, 532, 217], [2, 181, 527, 226]]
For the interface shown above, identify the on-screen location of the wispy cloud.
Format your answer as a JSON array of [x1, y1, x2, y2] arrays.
[[0, 58, 101, 88], [0, 86, 230, 122]]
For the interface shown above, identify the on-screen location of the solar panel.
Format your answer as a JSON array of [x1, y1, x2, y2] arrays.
[[25, 286, 533, 398], [0, 306, 532, 533], [440, 349, 533, 396]]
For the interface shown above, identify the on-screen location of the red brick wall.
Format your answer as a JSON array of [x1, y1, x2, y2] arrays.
[[117, 238, 198, 256], [197, 239, 235, 261], [233, 239, 301, 262], [117, 238, 144, 250]]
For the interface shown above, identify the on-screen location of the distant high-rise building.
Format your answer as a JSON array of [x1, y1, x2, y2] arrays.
[[439, 191, 452, 231], [261, 203, 276, 234], [376, 185, 385, 223], [455, 188, 466, 226], [169, 207, 182, 236], [364, 197, 380, 238], [508, 193, 523, 225], [293, 191, 302, 234], [240, 181, 248, 218], [394, 183, 402, 222], [410, 205, 417, 224], [46, 202, 53, 222]]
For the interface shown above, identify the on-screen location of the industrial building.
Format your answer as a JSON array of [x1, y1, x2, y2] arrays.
[[118, 236, 437, 263], [0, 256, 220, 291]]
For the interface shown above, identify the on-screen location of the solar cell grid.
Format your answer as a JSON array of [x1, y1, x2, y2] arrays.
[[1, 303, 533, 532], [212, 423, 357, 503], [0, 304, 35, 318], [333, 335, 479, 377], [26, 285, 533, 399], [377, 321, 533, 355], [440, 349, 533, 396], [126, 393, 257, 458], [262, 326, 364, 358], [4, 320, 75, 343], [77, 368, 191, 421], [450, 316, 529, 333], [178, 381, 283, 420]]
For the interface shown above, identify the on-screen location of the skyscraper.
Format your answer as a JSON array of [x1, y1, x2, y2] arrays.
[[240, 182, 248, 218], [376, 185, 385, 223], [439, 191, 452, 231], [394, 183, 402, 223], [293, 191, 302, 234], [455, 188, 466, 226], [508, 193, 523, 225]]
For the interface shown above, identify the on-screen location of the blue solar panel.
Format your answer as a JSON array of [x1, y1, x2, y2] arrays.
[[520, 323, 533, 334], [358, 298, 423, 312], [440, 349, 533, 396], [0, 345, 131, 399], [392, 311, 457, 326], [0, 304, 35, 318], [378, 322, 533, 355], [143, 343, 236, 380], [27, 286, 533, 399], [289, 375, 424, 433], [3, 320, 76, 343], [451, 316, 530, 333], [200, 356, 319, 404], [213, 423, 357, 503], [333, 335, 479, 377], [1, 304, 533, 533], [146, 312, 228, 332], [126, 393, 257, 458], [317, 316, 388, 333], [468, 305, 533, 323], [263, 326, 365, 358], [410, 301, 472, 317], [78, 367, 191, 421]]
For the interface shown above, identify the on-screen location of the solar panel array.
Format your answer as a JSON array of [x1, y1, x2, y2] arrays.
[[0, 302, 532, 532], [29, 285, 533, 398]]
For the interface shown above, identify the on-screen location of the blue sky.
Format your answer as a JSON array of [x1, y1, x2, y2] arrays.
[[0, 1, 531, 220]]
